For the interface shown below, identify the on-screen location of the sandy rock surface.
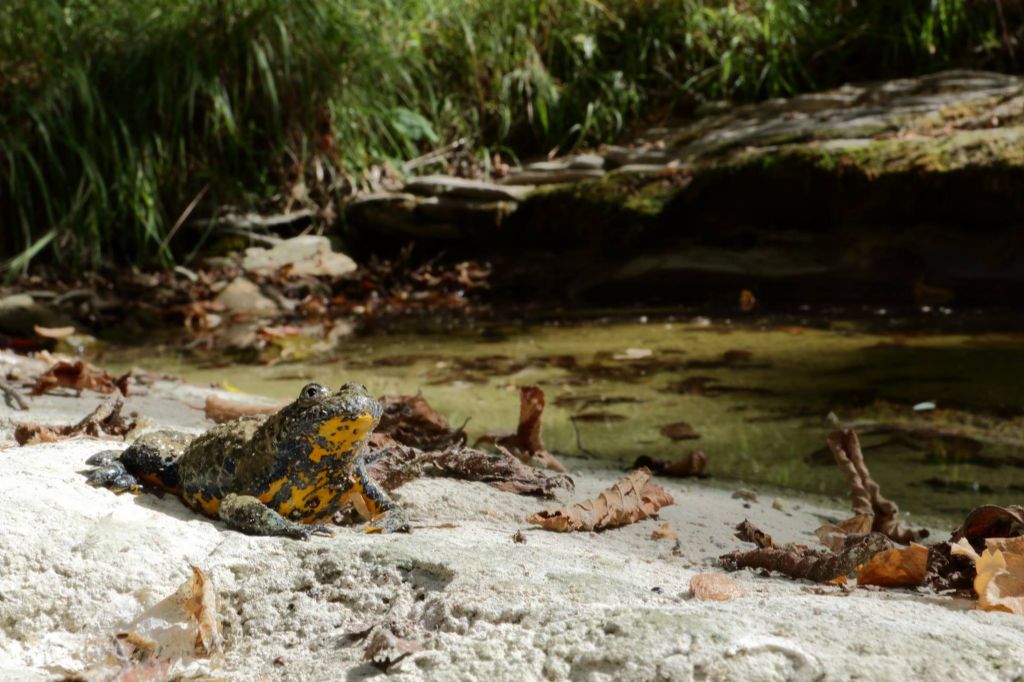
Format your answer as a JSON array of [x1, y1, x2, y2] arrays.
[[1, 373, 1023, 681]]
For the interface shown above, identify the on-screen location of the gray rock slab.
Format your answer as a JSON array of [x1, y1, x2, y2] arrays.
[[403, 175, 534, 201], [0, 350, 1021, 680], [568, 153, 605, 170], [0, 294, 72, 337], [501, 169, 605, 185]]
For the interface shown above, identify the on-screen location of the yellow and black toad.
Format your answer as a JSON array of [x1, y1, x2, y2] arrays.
[[87, 382, 407, 539]]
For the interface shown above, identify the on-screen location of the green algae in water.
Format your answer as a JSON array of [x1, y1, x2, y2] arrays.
[[104, 320, 1024, 524]]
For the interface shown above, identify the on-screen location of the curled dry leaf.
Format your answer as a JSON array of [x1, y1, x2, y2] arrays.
[[204, 395, 282, 424], [73, 565, 221, 680], [856, 543, 929, 588], [954, 504, 1024, 545], [475, 385, 567, 472], [659, 421, 700, 441], [952, 536, 1024, 615], [651, 522, 678, 541], [363, 625, 424, 670], [691, 573, 746, 601], [379, 393, 467, 451], [926, 504, 1024, 593], [527, 467, 673, 532]]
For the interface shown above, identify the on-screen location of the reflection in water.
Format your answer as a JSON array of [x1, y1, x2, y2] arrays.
[[105, 319, 1024, 523]]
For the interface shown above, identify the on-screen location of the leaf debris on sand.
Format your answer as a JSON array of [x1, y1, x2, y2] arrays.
[[528, 467, 672, 532]]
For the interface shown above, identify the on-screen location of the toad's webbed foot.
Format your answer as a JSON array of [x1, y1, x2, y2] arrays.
[[218, 493, 333, 540], [365, 507, 411, 534], [86, 457, 141, 494]]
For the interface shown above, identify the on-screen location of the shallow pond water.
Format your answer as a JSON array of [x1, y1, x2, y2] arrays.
[[106, 316, 1024, 524]]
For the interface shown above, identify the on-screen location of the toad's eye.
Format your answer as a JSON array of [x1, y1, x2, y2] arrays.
[[300, 383, 328, 400]]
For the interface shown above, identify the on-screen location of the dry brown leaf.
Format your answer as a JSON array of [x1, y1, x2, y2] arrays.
[[527, 467, 673, 532], [33, 324, 76, 339], [178, 565, 222, 656], [955, 505, 1024, 545], [691, 573, 746, 601], [363, 441, 573, 498], [739, 289, 757, 313], [31, 360, 129, 396], [203, 395, 281, 423], [631, 452, 708, 478], [516, 385, 545, 452], [952, 537, 1024, 615], [659, 421, 700, 441], [856, 543, 929, 588], [651, 522, 678, 541], [363, 625, 424, 670]]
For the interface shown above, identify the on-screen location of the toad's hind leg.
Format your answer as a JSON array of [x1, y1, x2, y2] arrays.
[[86, 430, 192, 494], [218, 494, 332, 540], [351, 449, 410, 534]]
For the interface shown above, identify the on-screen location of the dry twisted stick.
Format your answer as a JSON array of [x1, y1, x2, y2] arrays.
[[721, 520, 894, 582], [721, 530, 894, 582], [826, 427, 927, 544]]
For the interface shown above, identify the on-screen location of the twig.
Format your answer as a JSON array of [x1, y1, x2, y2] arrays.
[[569, 416, 596, 457], [401, 137, 469, 173], [721, 529, 893, 582], [0, 379, 28, 410]]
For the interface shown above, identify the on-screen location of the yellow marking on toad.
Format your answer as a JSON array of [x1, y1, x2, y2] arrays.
[[308, 412, 376, 463], [257, 477, 287, 505], [189, 492, 221, 516], [277, 470, 337, 521]]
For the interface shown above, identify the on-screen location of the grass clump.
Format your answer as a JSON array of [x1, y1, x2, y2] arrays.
[[1, 0, 1019, 272]]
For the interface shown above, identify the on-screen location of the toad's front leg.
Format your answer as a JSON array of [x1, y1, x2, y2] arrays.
[[345, 450, 410, 534], [218, 493, 332, 540]]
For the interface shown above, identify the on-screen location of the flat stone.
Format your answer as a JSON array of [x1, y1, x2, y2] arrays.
[[242, 235, 357, 279], [0, 294, 70, 337], [214, 277, 279, 318], [524, 160, 570, 172], [403, 175, 533, 201], [568, 153, 605, 170], [616, 163, 674, 174], [346, 193, 420, 233], [502, 169, 605, 185], [415, 196, 517, 227]]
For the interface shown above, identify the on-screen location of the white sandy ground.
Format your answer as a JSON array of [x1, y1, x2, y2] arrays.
[[1, 361, 1024, 681]]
